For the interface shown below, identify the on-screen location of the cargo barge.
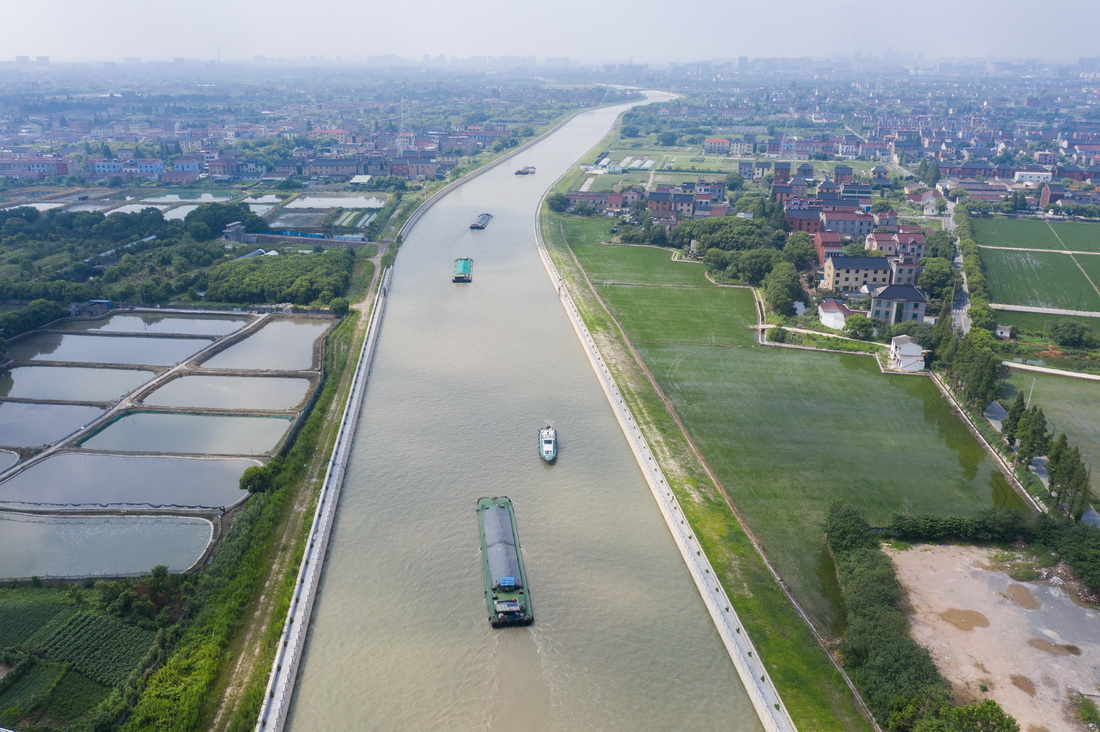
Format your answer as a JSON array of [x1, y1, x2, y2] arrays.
[[477, 496, 533, 628], [470, 213, 493, 229], [514, 166, 536, 175], [453, 257, 473, 283]]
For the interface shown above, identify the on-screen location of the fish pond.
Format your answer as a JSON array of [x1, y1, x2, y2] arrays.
[[0, 451, 17, 472], [0, 402, 103, 448], [143, 375, 311, 410], [6, 333, 211, 366], [57, 312, 251, 336], [285, 195, 387, 209], [141, 193, 233, 203], [0, 366, 152, 402], [0, 514, 212, 579], [201, 319, 329, 371], [0, 453, 255, 510], [80, 412, 293, 455]]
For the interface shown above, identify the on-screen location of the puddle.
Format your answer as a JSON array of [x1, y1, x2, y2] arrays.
[[938, 608, 990, 630], [1027, 638, 1075, 655], [1010, 674, 1035, 696], [1006, 584, 1041, 610]]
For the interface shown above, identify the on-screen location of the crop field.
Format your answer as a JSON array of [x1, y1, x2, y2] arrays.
[[1002, 371, 1100, 495], [40, 612, 156, 686], [40, 671, 111, 724], [0, 661, 66, 726], [0, 598, 71, 646], [980, 249, 1100, 310], [1077, 252, 1100, 294], [972, 218, 1063, 250], [636, 344, 1022, 627], [598, 284, 758, 346], [972, 217, 1100, 253], [992, 308, 1100, 336]]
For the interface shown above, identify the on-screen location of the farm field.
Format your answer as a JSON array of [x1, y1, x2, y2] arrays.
[[562, 232, 1023, 631], [972, 217, 1100, 253], [1077, 252, 1100, 294], [993, 309, 1100, 336], [635, 343, 1022, 628], [1002, 371, 1100, 495], [0, 589, 157, 729], [980, 248, 1100, 311]]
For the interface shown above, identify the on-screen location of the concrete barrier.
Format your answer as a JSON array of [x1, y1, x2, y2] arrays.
[[533, 218, 797, 732], [255, 267, 392, 731]]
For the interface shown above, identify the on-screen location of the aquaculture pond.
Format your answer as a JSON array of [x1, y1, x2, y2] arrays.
[[0, 366, 152, 402], [57, 312, 252, 336], [0, 514, 212, 579], [80, 412, 293, 455], [285, 195, 387, 209], [141, 193, 233, 203], [164, 204, 199, 220], [6, 333, 211, 366], [0, 454, 255, 510], [0, 451, 16, 472], [0, 402, 103, 448], [200, 318, 329, 371], [109, 203, 171, 215], [143, 375, 311, 410]]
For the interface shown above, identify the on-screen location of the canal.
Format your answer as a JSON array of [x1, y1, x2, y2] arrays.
[[288, 97, 761, 730]]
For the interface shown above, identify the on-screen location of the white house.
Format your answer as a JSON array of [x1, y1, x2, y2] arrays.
[[889, 335, 925, 372], [818, 299, 852, 330]]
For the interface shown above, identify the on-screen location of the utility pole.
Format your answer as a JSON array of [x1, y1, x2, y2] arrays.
[[1026, 376, 1037, 409]]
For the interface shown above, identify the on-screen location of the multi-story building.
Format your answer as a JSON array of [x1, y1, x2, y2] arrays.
[[823, 256, 892, 291]]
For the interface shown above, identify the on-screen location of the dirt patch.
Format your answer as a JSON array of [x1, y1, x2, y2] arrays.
[[938, 608, 989, 630], [1007, 583, 1041, 610], [889, 544, 1100, 732]]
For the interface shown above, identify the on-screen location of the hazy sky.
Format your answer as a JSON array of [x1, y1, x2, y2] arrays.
[[5, 0, 1100, 65]]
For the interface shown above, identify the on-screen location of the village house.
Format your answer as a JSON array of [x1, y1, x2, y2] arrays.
[[823, 256, 892, 291], [889, 335, 926, 371], [870, 284, 928, 324], [818, 299, 853, 330], [813, 231, 844, 265]]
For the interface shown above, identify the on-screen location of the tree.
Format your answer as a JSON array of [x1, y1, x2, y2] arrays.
[[546, 193, 569, 212], [1050, 320, 1090, 348], [329, 297, 350, 316], [844, 314, 876, 340], [657, 131, 678, 146], [1001, 392, 1027, 447], [240, 465, 274, 493], [764, 261, 802, 316], [1016, 406, 1049, 465], [783, 232, 816, 270], [934, 197, 948, 214], [725, 172, 745, 193], [925, 230, 956, 260], [621, 124, 640, 138], [871, 200, 893, 214], [918, 258, 954, 302]]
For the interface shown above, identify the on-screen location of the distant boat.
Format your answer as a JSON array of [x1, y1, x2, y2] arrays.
[[453, 257, 473, 283], [470, 213, 493, 229], [477, 496, 533, 628], [514, 166, 536, 175], [538, 425, 557, 463]]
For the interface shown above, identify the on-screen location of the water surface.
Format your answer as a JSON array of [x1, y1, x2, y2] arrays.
[[201, 319, 329, 371], [81, 412, 292, 455], [0, 402, 103, 447], [285, 195, 386, 209], [143, 375, 311, 410], [0, 366, 152, 401], [0, 453, 254, 509], [7, 333, 210, 366], [58, 312, 251, 336], [0, 514, 212, 579], [289, 92, 757, 730], [0, 451, 17, 472]]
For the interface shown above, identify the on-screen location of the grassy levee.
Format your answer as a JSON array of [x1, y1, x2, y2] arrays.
[[122, 310, 366, 731], [541, 210, 870, 730]]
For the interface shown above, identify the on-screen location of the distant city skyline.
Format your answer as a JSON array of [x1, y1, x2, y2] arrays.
[[4, 0, 1100, 67]]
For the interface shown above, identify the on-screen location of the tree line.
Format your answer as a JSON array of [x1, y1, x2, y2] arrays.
[[203, 248, 354, 305]]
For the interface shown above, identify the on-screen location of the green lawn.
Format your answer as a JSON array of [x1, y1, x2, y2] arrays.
[[1002, 371, 1100, 495], [993, 309, 1100, 336], [981, 249, 1100, 310], [636, 344, 1022, 628]]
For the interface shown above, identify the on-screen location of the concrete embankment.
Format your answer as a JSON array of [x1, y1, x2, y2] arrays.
[[532, 216, 796, 732], [254, 267, 391, 731]]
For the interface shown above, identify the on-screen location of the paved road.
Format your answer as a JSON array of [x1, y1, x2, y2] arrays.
[[990, 303, 1100, 318]]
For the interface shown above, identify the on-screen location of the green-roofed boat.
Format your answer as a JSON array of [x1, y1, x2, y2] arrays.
[[453, 257, 473, 283], [477, 496, 533, 628]]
